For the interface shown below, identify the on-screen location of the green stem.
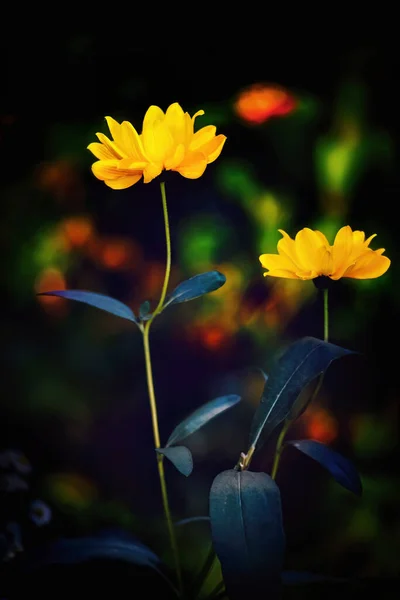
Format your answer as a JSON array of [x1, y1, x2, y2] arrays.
[[191, 543, 217, 599], [152, 180, 171, 318], [142, 181, 182, 595], [271, 419, 291, 480], [271, 287, 330, 480], [323, 288, 329, 342]]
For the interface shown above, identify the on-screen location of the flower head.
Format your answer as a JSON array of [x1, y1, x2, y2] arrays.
[[259, 226, 390, 281], [234, 84, 296, 125], [88, 103, 227, 189]]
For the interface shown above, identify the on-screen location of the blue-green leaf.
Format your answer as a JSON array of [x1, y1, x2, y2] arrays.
[[163, 271, 226, 308], [287, 439, 362, 496], [175, 516, 210, 527], [24, 530, 178, 594], [249, 337, 354, 451], [156, 447, 193, 477], [139, 300, 152, 321], [37, 290, 137, 323], [166, 394, 241, 447], [210, 470, 285, 600], [26, 531, 159, 569]]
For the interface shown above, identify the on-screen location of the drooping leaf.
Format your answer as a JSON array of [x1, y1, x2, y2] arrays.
[[37, 290, 137, 323], [26, 531, 159, 569], [163, 271, 226, 308], [249, 337, 353, 451], [287, 439, 362, 496], [139, 300, 152, 321], [166, 395, 241, 447], [210, 469, 285, 600], [24, 530, 178, 595], [156, 447, 193, 477]]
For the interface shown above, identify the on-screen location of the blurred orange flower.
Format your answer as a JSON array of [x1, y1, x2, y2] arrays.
[[259, 226, 390, 280], [235, 84, 296, 124], [88, 103, 226, 189]]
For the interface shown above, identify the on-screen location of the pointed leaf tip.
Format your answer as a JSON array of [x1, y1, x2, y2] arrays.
[[166, 394, 241, 447], [163, 270, 226, 308], [38, 290, 137, 323], [287, 439, 362, 496], [249, 337, 354, 451], [157, 447, 193, 477]]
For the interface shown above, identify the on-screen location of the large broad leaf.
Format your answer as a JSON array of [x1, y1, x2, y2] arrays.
[[166, 395, 241, 447], [37, 290, 137, 323], [210, 469, 285, 600], [249, 337, 353, 451], [162, 271, 226, 308], [156, 447, 193, 477], [287, 439, 362, 496], [24, 530, 178, 595]]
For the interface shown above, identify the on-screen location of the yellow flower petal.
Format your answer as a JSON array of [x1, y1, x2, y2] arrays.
[[105, 117, 122, 143], [96, 133, 126, 159], [143, 162, 163, 184], [142, 120, 174, 163], [344, 252, 391, 279], [117, 158, 148, 170], [263, 269, 301, 279], [259, 253, 301, 277], [197, 134, 227, 164], [120, 121, 148, 160], [165, 103, 187, 145], [331, 225, 353, 278], [277, 230, 301, 268], [92, 160, 122, 181], [174, 152, 207, 179], [164, 144, 185, 170], [92, 160, 143, 181], [295, 228, 327, 272], [104, 174, 142, 189], [143, 105, 165, 129], [192, 110, 205, 124], [190, 125, 217, 151], [87, 142, 115, 161]]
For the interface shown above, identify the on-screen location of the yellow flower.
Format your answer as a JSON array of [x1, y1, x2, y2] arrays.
[[87, 103, 227, 189], [259, 226, 390, 280]]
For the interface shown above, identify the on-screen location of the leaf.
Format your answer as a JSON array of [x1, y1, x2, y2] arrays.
[[175, 516, 210, 527], [27, 531, 159, 568], [166, 394, 241, 447], [139, 300, 152, 321], [249, 337, 353, 451], [24, 530, 178, 595], [156, 447, 193, 477], [209, 469, 285, 600], [287, 439, 362, 496], [37, 290, 137, 323], [163, 271, 226, 308]]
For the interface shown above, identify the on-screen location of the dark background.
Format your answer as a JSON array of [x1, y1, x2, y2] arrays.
[[1, 32, 399, 594]]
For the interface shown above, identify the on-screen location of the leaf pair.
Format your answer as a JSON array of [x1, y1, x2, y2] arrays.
[[247, 336, 361, 495], [157, 394, 241, 477], [38, 270, 226, 326]]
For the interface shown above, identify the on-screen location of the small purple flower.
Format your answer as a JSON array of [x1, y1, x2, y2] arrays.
[[30, 500, 52, 526]]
